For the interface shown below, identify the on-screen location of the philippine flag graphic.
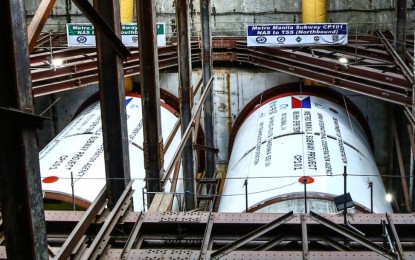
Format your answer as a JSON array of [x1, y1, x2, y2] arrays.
[[125, 98, 133, 106], [291, 96, 311, 109]]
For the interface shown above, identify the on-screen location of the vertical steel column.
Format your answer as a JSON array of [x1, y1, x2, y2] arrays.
[[396, 0, 407, 58], [200, 0, 215, 179], [177, 0, 196, 210], [93, 0, 131, 208], [137, 0, 163, 203], [0, 0, 48, 258]]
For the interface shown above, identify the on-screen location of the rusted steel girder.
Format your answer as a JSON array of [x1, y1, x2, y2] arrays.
[[32, 54, 179, 97], [242, 53, 412, 106], [137, 0, 164, 202], [27, 0, 57, 53], [93, 0, 131, 208], [25, 211, 415, 259], [176, 0, 196, 210], [396, 0, 407, 59], [200, 0, 215, 179], [0, 0, 48, 258], [31, 37, 413, 106], [251, 47, 411, 90]]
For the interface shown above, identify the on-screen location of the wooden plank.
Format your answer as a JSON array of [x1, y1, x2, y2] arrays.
[[148, 193, 164, 212]]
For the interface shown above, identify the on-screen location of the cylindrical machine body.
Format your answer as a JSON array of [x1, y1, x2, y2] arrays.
[[219, 92, 392, 213], [40, 95, 182, 210]]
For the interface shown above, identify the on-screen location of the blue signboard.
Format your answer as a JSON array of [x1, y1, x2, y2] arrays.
[[247, 23, 348, 47]]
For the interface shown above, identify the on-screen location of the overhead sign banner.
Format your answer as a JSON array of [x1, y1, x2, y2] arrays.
[[247, 23, 348, 47], [67, 23, 166, 47]]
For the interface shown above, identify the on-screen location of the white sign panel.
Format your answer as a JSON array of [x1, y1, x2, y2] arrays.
[[247, 23, 348, 47], [67, 23, 166, 47], [67, 24, 96, 47]]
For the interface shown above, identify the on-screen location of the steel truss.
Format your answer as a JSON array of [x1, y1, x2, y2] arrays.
[[30, 34, 414, 107], [2, 187, 414, 259]]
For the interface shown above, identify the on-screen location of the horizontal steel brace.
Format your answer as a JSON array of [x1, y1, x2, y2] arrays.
[[96, 249, 415, 259], [245, 54, 412, 106], [0, 106, 50, 128]]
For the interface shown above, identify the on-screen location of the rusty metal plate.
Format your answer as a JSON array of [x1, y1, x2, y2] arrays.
[[127, 249, 192, 260], [45, 211, 85, 222], [212, 213, 300, 224], [159, 212, 209, 223]]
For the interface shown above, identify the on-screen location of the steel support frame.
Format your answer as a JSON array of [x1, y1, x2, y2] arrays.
[[177, 0, 196, 210], [82, 181, 134, 259], [27, 0, 57, 53], [301, 214, 309, 260], [200, 0, 215, 179], [395, 0, 407, 59], [162, 77, 214, 189], [386, 213, 406, 260], [377, 30, 414, 82], [137, 0, 164, 203], [392, 114, 412, 211], [121, 211, 144, 259], [30, 37, 413, 107], [210, 211, 295, 259], [54, 188, 108, 259], [0, 0, 48, 259], [93, 0, 131, 208], [71, 0, 130, 59], [9, 211, 413, 258], [244, 54, 412, 106], [32, 49, 179, 97], [309, 211, 397, 259], [199, 213, 214, 260]]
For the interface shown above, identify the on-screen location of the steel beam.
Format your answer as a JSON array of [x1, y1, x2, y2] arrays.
[[137, 0, 163, 202], [396, 0, 407, 59], [253, 233, 286, 251], [30, 37, 413, 108], [210, 211, 295, 259], [177, 0, 196, 210], [199, 213, 214, 260], [302, 214, 309, 260], [309, 211, 397, 259], [121, 211, 144, 259], [0, 0, 48, 259], [32, 54, 179, 97], [27, 0, 57, 53], [320, 236, 352, 251], [82, 181, 134, 259], [386, 213, 406, 260], [246, 54, 412, 106], [377, 30, 413, 83], [54, 188, 108, 260], [162, 77, 214, 189], [392, 114, 412, 212], [71, 0, 130, 59], [200, 0, 215, 179], [250, 47, 411, 90], [163, 118, 181, 154], [93, 0, 131, 208]]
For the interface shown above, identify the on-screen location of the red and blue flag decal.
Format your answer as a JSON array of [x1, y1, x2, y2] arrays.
[[291, 96, 311, 109], [125, 98, 133, 106]]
